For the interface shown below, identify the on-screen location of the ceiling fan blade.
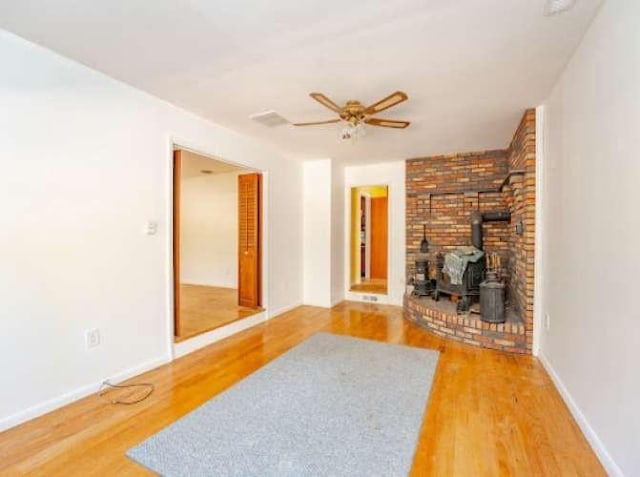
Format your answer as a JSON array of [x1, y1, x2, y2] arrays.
[[293, 118, 341, 127], [309, 92, 342, 113], [364, 91, 408, 115], [364, 117, 410, 129]]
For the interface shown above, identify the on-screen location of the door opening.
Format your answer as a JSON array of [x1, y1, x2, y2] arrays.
[[349, 185, 388, 295], [173, 148, 262, 342]]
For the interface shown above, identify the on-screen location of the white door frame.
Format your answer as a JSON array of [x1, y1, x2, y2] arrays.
[[533, 105, 545, 356], [344, 184, 391, 302], [165, 137, 269, 360]]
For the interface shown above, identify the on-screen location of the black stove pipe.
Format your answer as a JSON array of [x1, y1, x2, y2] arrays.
[[471, 211, 511, 250]]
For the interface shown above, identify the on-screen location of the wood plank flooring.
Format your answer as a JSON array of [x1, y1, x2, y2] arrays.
[[177, 284, 261, 341], [0, 302, 605, 476], [350, 278, 387, 294]]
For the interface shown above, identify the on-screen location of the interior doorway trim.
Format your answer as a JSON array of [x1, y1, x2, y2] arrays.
[[344, 183, 391, 303], [165, 137, 269, 360], [533, 105, 545, 356]]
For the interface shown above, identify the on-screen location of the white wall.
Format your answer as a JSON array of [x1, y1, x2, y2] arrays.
[[344, 161, 406, 306], [302, 158, 345, 308], [0, 30, 303, 430], [181, 171, 239, 288], [331, 162, 345, 306], [540, 1, 639, 475], [302, 160, 332, 307]]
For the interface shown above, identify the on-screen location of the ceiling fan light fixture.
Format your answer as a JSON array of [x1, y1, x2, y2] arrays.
[[339, 121, 366, 142]]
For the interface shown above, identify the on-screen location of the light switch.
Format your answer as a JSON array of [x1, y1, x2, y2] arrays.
[[145, 221, 158, 235]]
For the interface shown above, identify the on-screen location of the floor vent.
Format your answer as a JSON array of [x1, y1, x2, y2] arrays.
[[363, 295, 379, 302], [249, 110, 290, 127]]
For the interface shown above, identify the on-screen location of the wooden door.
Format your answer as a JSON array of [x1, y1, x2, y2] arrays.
[[238, 173, 262, 308], [360, 195, 366, 278], [173, 150, 183, 337], [370, 196, 388, 280]]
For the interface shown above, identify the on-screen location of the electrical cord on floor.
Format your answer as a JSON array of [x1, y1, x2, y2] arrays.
[[99, 380, 155, 405]]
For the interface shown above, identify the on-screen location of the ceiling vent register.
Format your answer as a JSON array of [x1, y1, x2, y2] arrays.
[[249, 110, 290, 127]]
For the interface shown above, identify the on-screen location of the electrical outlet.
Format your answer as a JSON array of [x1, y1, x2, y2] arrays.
[[545, 313, 551, 331], [85, 328, 101, 349]]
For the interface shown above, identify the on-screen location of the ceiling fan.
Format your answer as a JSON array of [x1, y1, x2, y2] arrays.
[[293, 91, 410, 140]]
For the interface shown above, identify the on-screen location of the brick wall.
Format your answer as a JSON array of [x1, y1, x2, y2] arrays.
[[506, 109, 536, 350], [406, 150, 511, 286], [405, 109, 536, 353]]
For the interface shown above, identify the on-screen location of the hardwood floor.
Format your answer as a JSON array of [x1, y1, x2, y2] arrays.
[[176, 284, 261, 342], [0, 302, 605, 476], [350, 278, 387, 294]]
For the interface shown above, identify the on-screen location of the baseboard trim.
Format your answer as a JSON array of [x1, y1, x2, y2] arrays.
[[538, 352, 623, 476], [2, 303, 304, 431], [174, 301, 306, 359], [300, 301, 332, 309], [269, 302, 303, 318], [0, 355, 170, 433], [173, 311, 267, 359]]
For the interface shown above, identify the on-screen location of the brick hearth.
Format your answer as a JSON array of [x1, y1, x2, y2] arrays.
[[404, 294, 527, 353]]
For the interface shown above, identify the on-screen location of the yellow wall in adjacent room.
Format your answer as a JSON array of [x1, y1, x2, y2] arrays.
[[358, 185, 388, 198]]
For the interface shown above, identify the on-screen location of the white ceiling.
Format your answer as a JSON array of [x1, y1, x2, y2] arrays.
[[0, 0, 602, 163], [179, 150, 246, 179]]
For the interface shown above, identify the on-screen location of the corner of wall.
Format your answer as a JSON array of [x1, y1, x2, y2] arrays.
[[302, 159, 333, 307], [331, 160, 346, 306]]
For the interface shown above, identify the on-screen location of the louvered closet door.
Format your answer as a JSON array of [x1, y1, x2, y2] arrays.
[[238, 173, 262, 308]]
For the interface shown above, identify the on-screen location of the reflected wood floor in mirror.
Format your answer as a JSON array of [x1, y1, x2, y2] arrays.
[[350, 278, 387, 294], [177, 285, 261, 342], [0, 302, 605, 476]]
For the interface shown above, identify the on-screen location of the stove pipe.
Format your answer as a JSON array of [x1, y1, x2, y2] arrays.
[[471, 210, 512, 250], [471, 211, 483, 249]]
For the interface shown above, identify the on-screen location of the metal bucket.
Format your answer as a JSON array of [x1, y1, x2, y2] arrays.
[[480, 272, 505, 323]]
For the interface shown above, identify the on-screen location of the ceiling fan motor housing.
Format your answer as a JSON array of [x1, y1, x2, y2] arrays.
[[340, 100, 366, 124]]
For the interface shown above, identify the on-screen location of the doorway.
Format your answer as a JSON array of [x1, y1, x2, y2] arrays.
[[349, 185, 388, 295], [173, 149, 262, 342]]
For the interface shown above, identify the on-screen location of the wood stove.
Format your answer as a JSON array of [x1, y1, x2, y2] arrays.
[[432, 210, 510, 312], [433, 253, 485, 312]]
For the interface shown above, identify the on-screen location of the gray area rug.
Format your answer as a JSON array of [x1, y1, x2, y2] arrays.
[[127, 332, 439, 477]]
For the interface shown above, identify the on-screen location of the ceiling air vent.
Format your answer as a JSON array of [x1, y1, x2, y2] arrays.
[[249, 110, 290, 127], [544, 0, 577, 16]]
